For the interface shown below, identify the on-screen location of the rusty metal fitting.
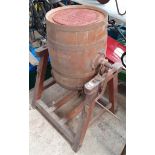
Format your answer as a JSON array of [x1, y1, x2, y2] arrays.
[[84, 61, 122, 97], [84, 74, 103, 95], [104, 62, 113, 69], [112, 62, 123, 69], [91, 52, 107, 70]]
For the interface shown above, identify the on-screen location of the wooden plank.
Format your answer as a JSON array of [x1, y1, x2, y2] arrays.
[[89, 108, 106, 127], [79, 101, 96, 145], [60, 101, 83, 124], [43, 78, 56, 90], [108, 73, 118, 113], [36, 100, 74, 144], [35, 45, 48, 57], [32, 52, 48, 107], [72, 94, 97, 152], [50, 91, 77, 112]]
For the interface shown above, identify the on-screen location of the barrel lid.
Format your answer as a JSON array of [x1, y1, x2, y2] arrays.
[[52, 8, 105, 26]]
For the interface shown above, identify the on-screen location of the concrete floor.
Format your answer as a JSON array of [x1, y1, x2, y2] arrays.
[[29, 79, 126, 155]]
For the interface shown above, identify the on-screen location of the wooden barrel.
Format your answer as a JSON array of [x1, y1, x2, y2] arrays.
[[46, 5, 108, 90]]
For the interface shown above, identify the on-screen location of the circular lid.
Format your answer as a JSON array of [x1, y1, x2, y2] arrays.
[[52, 8, 105, 26]]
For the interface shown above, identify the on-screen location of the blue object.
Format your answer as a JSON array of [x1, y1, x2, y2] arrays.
[[29, 44, 40, 72], [29, 45, 40, 61], [29, 44, 51, 72], [29, 63, 37, 72]]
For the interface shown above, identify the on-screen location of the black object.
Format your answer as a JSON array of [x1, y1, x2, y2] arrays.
[[96, 0, 110, 4], [97, 0, 126, 16], [115, 0, 126, 15], [29, 63, 52, 90], [121, 52, 126, 68], [108, 20, 126, 42], [29, 0, 52, 38]]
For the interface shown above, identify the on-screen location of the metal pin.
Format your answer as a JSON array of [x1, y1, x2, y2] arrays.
[[96, 101, 121, 121]]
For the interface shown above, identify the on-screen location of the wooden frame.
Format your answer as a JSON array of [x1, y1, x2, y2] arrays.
[[32, 46, 121, 152]]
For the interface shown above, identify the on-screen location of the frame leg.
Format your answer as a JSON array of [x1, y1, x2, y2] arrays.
[[121, 144, 126, 155], [108, 73, 118, 113], [32, 52, 49, 108], [72, 95, 96, 152]]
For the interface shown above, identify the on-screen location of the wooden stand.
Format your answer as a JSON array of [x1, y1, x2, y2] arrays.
[[32, 46, 122, 152]]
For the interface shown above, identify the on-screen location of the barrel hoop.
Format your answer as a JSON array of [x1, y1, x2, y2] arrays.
[[47, 35, 107, 51], [52, 67, 95, 79]]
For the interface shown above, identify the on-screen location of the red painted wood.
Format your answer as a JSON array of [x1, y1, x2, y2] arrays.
[[53, 8, 104, 26]]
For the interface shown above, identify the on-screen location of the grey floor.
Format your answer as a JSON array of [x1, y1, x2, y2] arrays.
[[29, 79, 126, 155]]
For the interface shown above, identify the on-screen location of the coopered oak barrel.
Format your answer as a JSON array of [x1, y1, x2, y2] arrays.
[[46, 5, 108, 90]]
